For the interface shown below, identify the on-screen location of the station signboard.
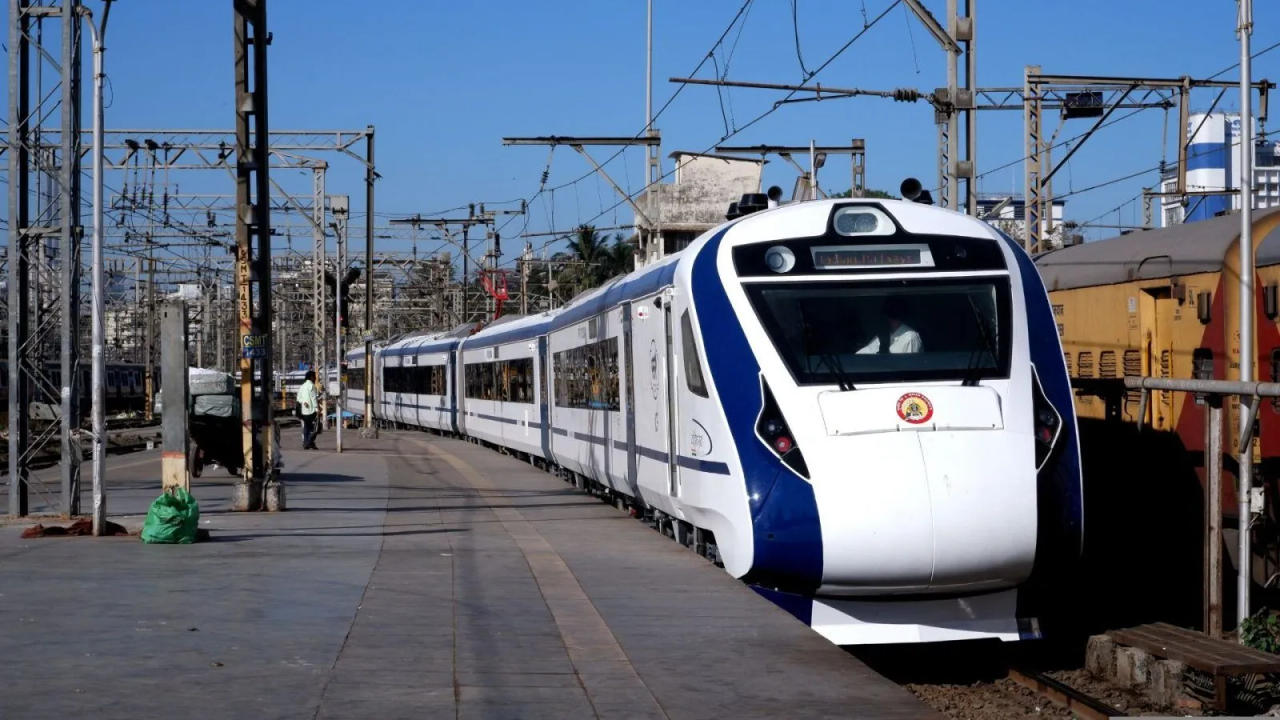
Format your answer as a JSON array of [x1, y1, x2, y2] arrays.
[[242, 333, 268, 359]]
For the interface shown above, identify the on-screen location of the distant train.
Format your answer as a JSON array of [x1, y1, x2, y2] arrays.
[[0, 360, 147, 427], [1035, 207, 1280, 599], [347, 196, 1083, 645]]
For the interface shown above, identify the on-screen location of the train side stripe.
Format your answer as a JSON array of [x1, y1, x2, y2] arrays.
[[1001, 233, 1085, 558], [691, 226, 824, 590]]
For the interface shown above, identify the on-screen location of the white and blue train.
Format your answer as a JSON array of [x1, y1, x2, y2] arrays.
[[345, 196, 1083, 645]]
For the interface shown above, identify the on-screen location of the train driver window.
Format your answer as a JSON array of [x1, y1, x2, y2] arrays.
[[680, 311, 709, 398], [745, 278, 1011, 386], [855, 296, 922, 355]]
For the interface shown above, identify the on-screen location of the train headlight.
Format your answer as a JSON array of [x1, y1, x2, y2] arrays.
[[1031, 368, 1063, 472], [764, 246, 796, 274], [755, 378, 809, 479], [832, 206, 894, 237]]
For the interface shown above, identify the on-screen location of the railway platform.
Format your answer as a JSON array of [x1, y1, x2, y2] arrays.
[[0, 430, 935, 719]]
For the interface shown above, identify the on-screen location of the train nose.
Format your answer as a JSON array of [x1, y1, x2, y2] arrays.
[[916, 432, 1037, 589], [812, 387, 1038, 593], [816, 433, 935, 590]]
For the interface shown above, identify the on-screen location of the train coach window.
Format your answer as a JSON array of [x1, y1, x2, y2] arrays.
[[743, 278, 1011, 386], [502, 358, 534, 403], [554, 338, 620, 410], [347, 366, 365, 391], [680, 311, 709, 398], [464, 362, 500, 400]]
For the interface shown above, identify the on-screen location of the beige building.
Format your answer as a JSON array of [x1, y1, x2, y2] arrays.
[[633, 152, 765, 267]]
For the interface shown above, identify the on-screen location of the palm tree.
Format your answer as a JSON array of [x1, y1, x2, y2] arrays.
[[605, 236, 635, 278], [555, 225, 638, 299], [565, 224, 610, 284]]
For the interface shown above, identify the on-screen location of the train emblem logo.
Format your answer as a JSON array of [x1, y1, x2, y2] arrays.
[[895, 392, 933, 424]]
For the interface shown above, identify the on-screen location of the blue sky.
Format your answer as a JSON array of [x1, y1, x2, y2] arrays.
[[8, 0, 1280, 263]]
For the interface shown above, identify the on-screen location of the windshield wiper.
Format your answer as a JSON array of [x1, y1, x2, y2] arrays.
[[799, 304, 856, 391], [962, 295, 998, 387], [819, 350, 856, 392]]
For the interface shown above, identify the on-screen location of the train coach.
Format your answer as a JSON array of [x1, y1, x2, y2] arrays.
[[1035, 207, 1280, 602], [352, 195, 1083, 645], [0, 360, 146, 427]]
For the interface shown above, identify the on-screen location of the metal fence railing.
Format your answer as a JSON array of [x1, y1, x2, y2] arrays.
[[1073, 376, 1275, 641]]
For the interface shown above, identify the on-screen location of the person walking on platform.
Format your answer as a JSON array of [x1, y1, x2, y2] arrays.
[[297, 370, 319, 450]]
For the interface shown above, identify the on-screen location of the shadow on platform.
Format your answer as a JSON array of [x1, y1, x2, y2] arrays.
[[210, 526, 467, 541]]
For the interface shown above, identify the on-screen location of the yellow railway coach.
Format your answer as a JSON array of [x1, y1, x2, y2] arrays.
[[1035, 208, 1280, 606]]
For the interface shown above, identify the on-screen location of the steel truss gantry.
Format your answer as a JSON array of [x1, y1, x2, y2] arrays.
[[7, 0, 83, 517], [1021, 71, 1273, 251], [714, 141, 866, 200]]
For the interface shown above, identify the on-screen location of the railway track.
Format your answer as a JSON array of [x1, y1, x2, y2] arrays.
[[863, 640, 1155, 719], [1007, 667, 1125, 720]]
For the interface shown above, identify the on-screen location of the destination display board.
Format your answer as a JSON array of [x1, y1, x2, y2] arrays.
[[810, 244, 935, 270]]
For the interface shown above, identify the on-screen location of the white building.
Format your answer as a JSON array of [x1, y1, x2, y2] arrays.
[[1159, 112, 1280, 227]]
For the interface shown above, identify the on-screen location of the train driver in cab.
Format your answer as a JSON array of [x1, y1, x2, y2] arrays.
[[857, 296, 922, 354]]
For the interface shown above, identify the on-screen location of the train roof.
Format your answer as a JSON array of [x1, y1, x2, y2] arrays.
[[1034, 206, 1280, 290], [458, 248, 688, 350], [462, 311, 557, 350]]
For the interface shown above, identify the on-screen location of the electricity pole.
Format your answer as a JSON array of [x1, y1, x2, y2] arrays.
[[232, 0, 280, 511], [362, 126, 376, 436], [82, 0, 113, 534], [311, 163, 328, 429], [1236, 0, 1255, 632], [331, 195, 348, 453]]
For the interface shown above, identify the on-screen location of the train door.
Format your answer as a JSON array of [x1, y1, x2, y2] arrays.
[[622, 302, 639, 497], [663, 293, 681, 498], [447, 350, 459, 435], [630, 291, 673, 504], [1139, 288, 1176, 430], [454, 349, 467, 437], [537, 335, 551, 461]]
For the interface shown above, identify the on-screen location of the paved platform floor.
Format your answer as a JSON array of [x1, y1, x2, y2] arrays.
[[0, 429, 936, 719]]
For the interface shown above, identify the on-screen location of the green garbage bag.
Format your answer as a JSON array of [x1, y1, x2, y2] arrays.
[[140, 487, 201, 544]]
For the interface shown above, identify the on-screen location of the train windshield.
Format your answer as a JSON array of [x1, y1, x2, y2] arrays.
[[744, 276, 1012, 386]]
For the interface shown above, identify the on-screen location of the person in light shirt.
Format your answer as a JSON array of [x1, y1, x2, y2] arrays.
[[296, 370, 319, 449], [857, 297, 922, 354]]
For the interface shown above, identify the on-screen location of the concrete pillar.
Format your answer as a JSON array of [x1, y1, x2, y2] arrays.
[[1084, 634, 1116, 678], [1115, 646, 1151, 688], [160, 300, 190, 493]]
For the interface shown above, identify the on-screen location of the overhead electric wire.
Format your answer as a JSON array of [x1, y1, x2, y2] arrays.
[[496, 0, 761, 251], [503, 0, 904, 267], [790, 0, 811, 79], [1207, 37, 1280, 79], [973, 35, 1280, 194]]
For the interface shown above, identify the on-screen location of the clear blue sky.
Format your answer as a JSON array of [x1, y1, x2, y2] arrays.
[[8, 0, 1280, 261]]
